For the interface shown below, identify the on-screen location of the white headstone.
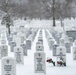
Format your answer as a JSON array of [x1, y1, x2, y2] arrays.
[[10, 42, 16, 52], [57, 46, 66, 56], [74, 40, 76, 46], [49, 40, 54, 50], [17, 32, 22, 38], [36, 44, 44, 51], [1, 57, 16, 75], [68, 37, 73, 46], [65, 42, 71, 53], [10, 35, 16, 48], [20, 34, 25, 44], [53, 44, 59, 56], [12, 35, 16, 42], [21, 36, 25, 43], [16, 38, 21, 46], [59, 38, 65, 46], [34, 51, 46, 74], [26, 39, 31, 49], [38, 38, 43, 44], [0, 40, 6, 45], [7, 35, 13, 45], [0, 45, 8, 59], [73, 46, 76, 60], [56, 46, 66, 66], [1, 32, 6, 40], [14, 46, 24, 64], [20, 43, 27, 56]]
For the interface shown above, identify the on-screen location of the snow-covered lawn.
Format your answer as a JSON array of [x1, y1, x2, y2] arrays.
[[0, 29, 76, 75], [0, 19, 76, 75]]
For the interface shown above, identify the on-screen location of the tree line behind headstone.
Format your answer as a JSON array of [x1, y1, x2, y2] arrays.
[[0, 0, 76, 19]]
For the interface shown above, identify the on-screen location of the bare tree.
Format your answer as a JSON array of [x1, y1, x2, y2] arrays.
[[1, 0, 13, 34]]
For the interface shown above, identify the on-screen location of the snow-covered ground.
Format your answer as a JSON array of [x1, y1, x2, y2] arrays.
[[0, 19, 76, 75], [0, 29, 76, 75]]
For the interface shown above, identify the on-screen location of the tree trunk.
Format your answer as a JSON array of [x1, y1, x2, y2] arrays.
[[53, 0, 56, 27], [60, 16, 63, 27], [53, 16, 55, 26], [8, 26, 10, 34]]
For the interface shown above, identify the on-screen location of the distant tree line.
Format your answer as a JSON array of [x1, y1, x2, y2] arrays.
[[0, 0, 76, 19]]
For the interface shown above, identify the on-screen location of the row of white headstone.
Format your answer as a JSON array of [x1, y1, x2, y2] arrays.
[[34, 30, 46, 74], [0, 26, 76, 75], [0, 29, 8, 59], [73, 40, 76, 60], [0, 26, 38, 75], [45, 30, 67, 66], [45, 30, 55, 50], [45, 29, 76, 66], [9, 28, 38, 64], [0, 27, 16, 75]]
